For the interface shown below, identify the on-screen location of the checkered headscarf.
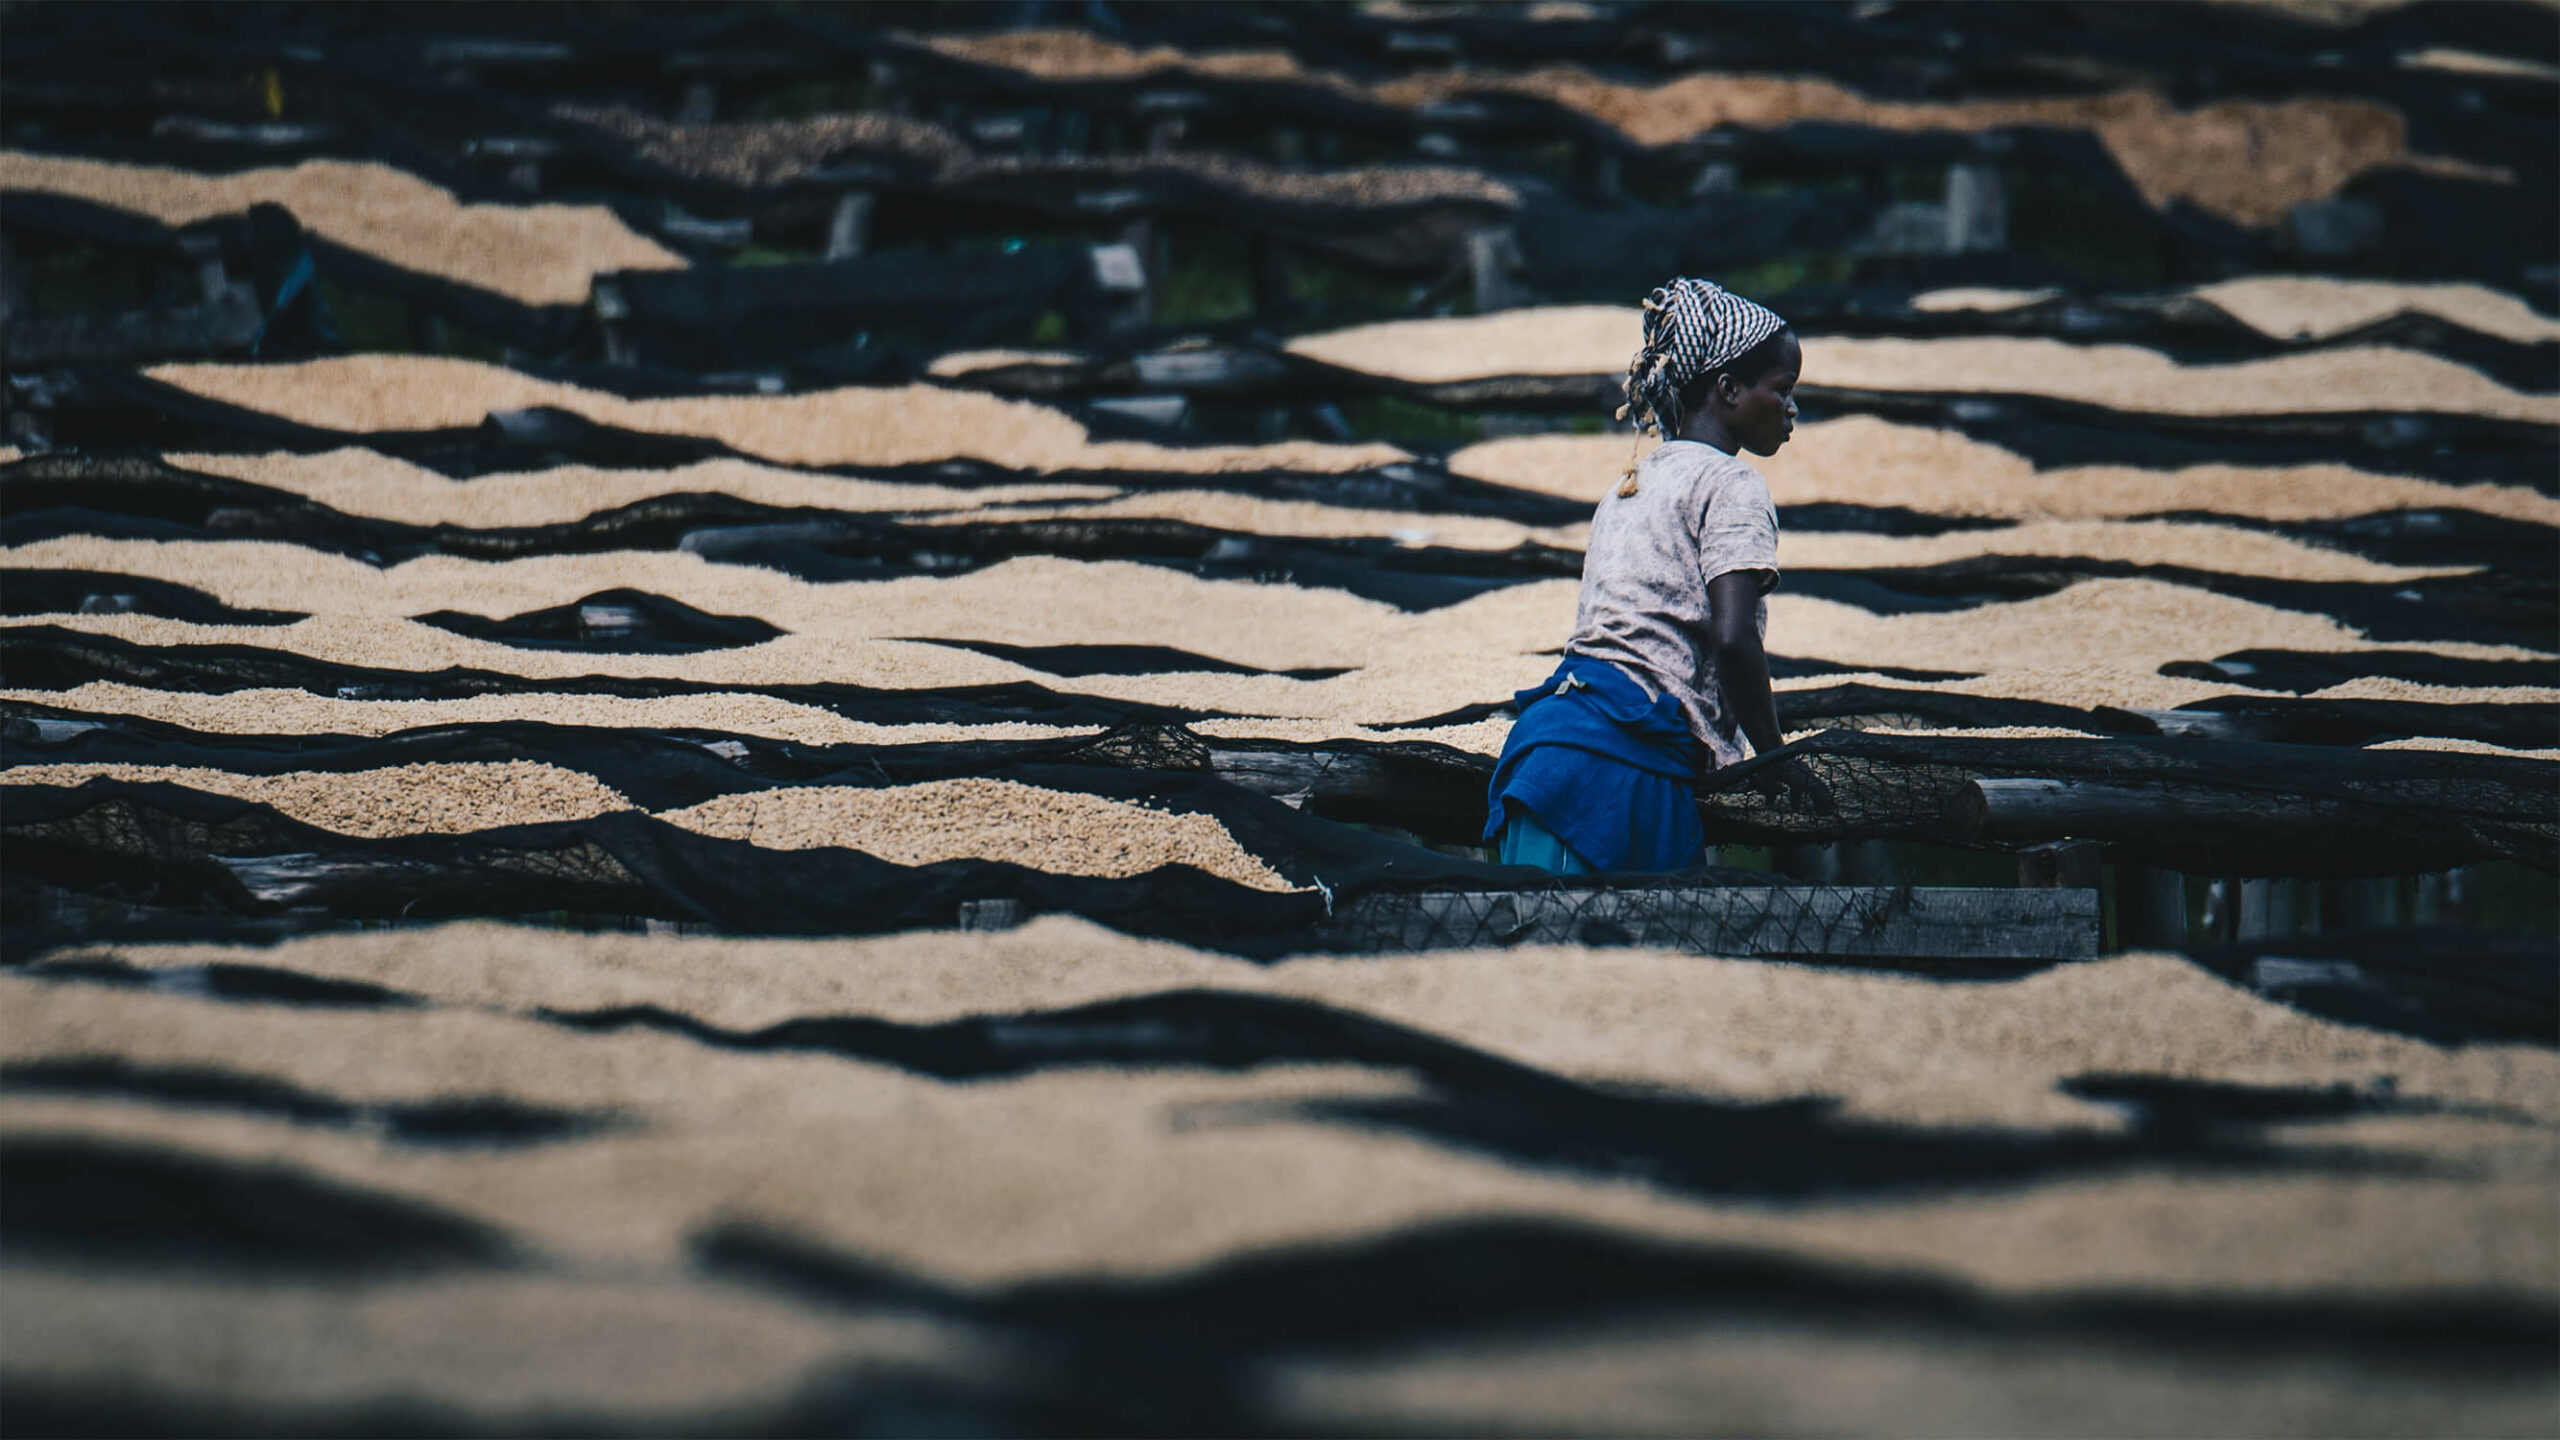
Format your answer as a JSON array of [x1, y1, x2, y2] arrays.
[[1616, 277, 1788, 441]]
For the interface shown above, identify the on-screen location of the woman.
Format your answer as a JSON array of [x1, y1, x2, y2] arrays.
[[1483, 278, 1799, 874]]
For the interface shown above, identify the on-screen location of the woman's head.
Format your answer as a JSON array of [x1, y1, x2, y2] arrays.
[[1618, 278, 1797, 458], [1680, 324, 1799, 456]]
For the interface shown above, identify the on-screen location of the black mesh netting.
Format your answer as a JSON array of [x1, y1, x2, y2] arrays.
[[0, 760, 1797, 958], [2159, 695, 2560, 753], [1698, 730, 2557, 877], [1, 771, 2108, 969], [1310, 879, 2097, 972]]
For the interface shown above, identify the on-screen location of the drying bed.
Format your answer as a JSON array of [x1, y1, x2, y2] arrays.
[[6, 8, 2556, 1435]]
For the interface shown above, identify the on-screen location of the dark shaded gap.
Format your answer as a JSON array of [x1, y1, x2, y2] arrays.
[[0, 1136, 511, 1273], [698, 1217, 2560, 1406], [2161, 647, 2560, 695], [15, 956, 423, 1010], [0, 1370, 1043, 1440], [2058, 1072, 2542, 1138], [891, 637, 1351, 680], [2, 1057, 619, 1146], [2157, 508, 2560, 577], [2185, 926, 2560, 1047], [413, 589, 785, 655], [2162, 694, 2559, 751], [0, 569, 305, 627], [1769, 502, 2013, 538], [1766, 655, 1979, 683], [1789, 557, 2556, 651]]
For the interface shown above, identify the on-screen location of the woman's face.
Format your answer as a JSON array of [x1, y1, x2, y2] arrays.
[[1729, 331, 1801, 457]]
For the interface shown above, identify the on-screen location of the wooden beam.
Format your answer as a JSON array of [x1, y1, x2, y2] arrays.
[[1944, 161, 2006, 252], [1968, 778, 2387, 849], [1324, 885, 2098, 963], [2113, 864, 2188, 951], [1208, 745, 1485, 842], [1100, 223, 1155, 329], [2016, 839, 2100, 888], [1467, 226, 1521, 313], [591, 278, 635, 366], [824, 192, 873, 262]]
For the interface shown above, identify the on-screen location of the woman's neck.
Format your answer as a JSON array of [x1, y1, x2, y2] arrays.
[[1678, 416, 1739, 455]]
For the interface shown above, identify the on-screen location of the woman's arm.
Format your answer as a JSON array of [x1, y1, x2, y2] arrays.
[[1707, 569, 1784, 757]]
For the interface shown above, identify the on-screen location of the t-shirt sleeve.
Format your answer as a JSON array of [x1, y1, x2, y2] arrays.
[[1697, 471, 1780, 590]]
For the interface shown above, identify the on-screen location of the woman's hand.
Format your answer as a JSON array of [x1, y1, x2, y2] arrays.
[[1748, 755, 1838, 815]]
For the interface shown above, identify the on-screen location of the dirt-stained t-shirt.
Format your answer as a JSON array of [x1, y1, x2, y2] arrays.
[[1563, 439, 1780, 771]]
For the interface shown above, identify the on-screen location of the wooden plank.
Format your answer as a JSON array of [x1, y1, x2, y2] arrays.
[[1324, 885, 2098, 962], [1208, 743, 1488, 844], [1969, 777, 2385, 848]]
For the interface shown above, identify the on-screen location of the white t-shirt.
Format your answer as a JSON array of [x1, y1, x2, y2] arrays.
[[1563, 440, 1780, 770]]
